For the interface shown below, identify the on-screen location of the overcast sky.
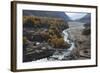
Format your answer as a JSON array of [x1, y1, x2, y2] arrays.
[[65, 12, 87, 20]]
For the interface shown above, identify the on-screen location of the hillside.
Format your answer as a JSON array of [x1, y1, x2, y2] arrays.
[[23, 10, 71, 21], [23, 16, 70, 62], [76, 13, 91, 24]]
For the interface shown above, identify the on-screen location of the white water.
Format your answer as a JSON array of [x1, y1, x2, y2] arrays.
[[50, 29, 75, 60], [62, 29, 75, 51], [34, 28, 76, 62]]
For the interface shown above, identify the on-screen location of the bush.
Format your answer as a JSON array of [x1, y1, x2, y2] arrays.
[[23, 16, 69, 30]]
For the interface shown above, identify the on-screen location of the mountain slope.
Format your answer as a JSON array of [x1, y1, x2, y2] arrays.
[[23, 10, 71, 21], [76, 13, 91, 24]]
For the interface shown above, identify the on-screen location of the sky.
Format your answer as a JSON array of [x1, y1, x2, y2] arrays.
[[65, 12, 87, 20]]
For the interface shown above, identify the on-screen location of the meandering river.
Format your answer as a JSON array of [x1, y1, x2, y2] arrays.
[[33, 28, 76, 62], [49, 29, 76, 60], [31, 21, 85, 62]]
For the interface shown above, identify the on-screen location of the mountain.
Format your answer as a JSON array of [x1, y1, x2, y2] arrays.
[[76, 13, 91, 24], [23, 10, 71, 21]]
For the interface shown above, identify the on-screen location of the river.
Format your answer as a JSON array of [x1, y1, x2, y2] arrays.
[[49, 29, 76, 60], [33, 28, 76, 62]]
